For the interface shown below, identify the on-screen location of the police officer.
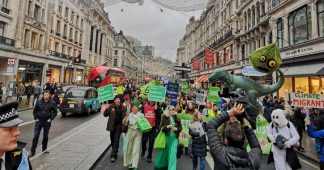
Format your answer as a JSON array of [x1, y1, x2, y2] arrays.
[[0, 102, 32, 169]]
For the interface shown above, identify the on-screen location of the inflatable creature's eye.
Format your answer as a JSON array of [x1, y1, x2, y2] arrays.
[[268, 60, 276, 68], [260, 56, 267, 62]]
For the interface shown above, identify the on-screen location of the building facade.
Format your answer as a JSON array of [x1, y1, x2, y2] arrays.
[[270, 0, 324, 97], [0, 0, 116, 88]]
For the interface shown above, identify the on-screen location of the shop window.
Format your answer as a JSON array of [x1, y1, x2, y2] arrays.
[[318, 0, 324, 37], [288, 5, 312, 45], [279, 77, 293, 98], [0, 21, 5, 36], [311, 77, 321, 94], [277, 18, 284, 48], [295, 77, 309, 93]]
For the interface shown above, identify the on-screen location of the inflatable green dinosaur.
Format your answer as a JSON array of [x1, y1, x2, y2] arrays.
[[208, 69, 284, 107]]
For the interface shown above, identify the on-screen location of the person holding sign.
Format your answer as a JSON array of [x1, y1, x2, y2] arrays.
[[103, 97, 127, 162], [122, 105, 144, 170], [141, 101, 157, 163], [154, 106, 182, 170]]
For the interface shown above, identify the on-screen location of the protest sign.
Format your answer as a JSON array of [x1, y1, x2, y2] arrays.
[[166, 82, 179, 99], [196, 93, 206, 106], [247, 114, 271, 154], [208, 86, 220, 103], [98, 84, 114, 103], [285, 92, 324, 108], [148, 86, 166, 102], [180, 81, 189, 93]]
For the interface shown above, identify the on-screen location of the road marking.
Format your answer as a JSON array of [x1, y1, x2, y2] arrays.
[[30, 115, 100, 160], [299, 157, 320, 170], [206, 152, 214, 168]]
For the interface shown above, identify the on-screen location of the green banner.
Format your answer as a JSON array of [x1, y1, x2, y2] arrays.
[[177, 113, 214, 147], [140, 80, 160, 98], [148, 86, 166, 102], [208, 86, 220, 103], [98, 84, 115, 103], [180, 81, 189, 93], [247, 114, 271, 154]]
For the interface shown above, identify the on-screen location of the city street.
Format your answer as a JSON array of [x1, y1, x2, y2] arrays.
[[17, 109, 101, 152], [93, 143, 319, 170]]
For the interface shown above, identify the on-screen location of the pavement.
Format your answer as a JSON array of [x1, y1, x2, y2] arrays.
[[23, 113, 110, 170], [1, 95, 37, 111]]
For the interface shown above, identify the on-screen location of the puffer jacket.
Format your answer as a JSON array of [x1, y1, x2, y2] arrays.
[[206, 111, 261, 170], [189, 122, 207, 158]]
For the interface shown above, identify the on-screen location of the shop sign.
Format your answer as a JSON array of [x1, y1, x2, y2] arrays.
[[98, 84, 115, 103], [148, 86, 166, 102], [7, 58, 15, 65], [285, 92, 324, 108]]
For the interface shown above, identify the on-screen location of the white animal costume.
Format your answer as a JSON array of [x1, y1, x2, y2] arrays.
[[267, 109, 300, 170]]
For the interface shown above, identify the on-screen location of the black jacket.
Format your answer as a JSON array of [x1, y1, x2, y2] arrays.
[[5, 142, 32, 170], [292, 108, 305, 129], [207, 111, 261, 170], [33, 98, 57, 122], [189, 122, 207, 158]]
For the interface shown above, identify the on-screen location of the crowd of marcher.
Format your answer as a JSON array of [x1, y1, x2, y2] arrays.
[[1, 79, 324, 170]]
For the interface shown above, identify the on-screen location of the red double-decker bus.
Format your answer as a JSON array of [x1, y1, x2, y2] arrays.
[[88, 66, 125, 88]]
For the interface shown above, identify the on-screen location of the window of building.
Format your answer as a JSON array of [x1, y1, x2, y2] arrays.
[[62, 45, 66, 54], [89, 26, 94, 51], [318, 0, 324, 37], [79, 33, 82, 43], [113, 59, 118, 66], [42, 9, 45, 22], [311, 77, 321, 93], [272, 0, 282, 7], [295, 77, 309, 93], [74, 31, 78, 42], [34, 4, 40, 20], [1, 0, 8, 7], [58, 5, 62, 15], [279, 77, 293, 98], [63, 24, 67, 36], [74, 49, 77, 57], [56, 20, 61, 34], [114, 50, 118, 55], [277, 18, 284, 48], [39, 34, 43, 50], [69, 28, 73, 38], [71, 11, 75, 23], [80, 19, 83, 29], [31, 32, 38, 50], [76, 15, 79, 25], [288, 5, 312, 45], [27, 0, 32, 16], [65, 7, 69, 18], [122, 50, 125, 56], [0, 21, 5, 36], [23, 29, 29, 48]]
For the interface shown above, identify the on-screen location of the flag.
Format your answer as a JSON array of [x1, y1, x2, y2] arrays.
[[192, 58, 200, 70], [204, 48, 215, 65], [73, 54, 81, 64]]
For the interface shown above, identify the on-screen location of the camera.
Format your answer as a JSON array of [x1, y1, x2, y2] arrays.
[[275, 135, 286, 149]]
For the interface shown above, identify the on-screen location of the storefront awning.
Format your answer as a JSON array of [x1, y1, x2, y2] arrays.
[[201, 74, 210, 83], [196, 74, 206, 83], [283, 63, 324, 76]]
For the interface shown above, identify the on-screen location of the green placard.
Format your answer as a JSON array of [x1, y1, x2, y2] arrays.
[[148, 86, 166, 102], [208, 86, 220, 103], [180, 81, 189, 93], [98, 84, 115, 103]]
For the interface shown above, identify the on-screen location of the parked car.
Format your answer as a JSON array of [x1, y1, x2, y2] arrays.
[[59, 87, 101, 117]]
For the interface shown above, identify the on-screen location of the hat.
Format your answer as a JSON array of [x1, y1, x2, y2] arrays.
[[0, 102, 24, 128]]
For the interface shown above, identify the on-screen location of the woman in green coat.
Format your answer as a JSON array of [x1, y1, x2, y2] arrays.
[[154, 106, 182, 170], [123, 105, 144, 170]]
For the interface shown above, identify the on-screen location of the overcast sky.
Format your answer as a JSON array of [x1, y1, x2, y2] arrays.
[[104, 1, 201, 62]]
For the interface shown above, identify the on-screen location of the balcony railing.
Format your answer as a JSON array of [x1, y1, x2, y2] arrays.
[[50, 51, 72, 60], [0, 36, 15, 46]]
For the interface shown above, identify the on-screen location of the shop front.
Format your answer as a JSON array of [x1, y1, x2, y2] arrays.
[[278, 63, 324, 97], [75, 69, 83, 85], [47, 65, 61, 84], [64, 67, 73, 84], [17, 60, 43, 85]]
